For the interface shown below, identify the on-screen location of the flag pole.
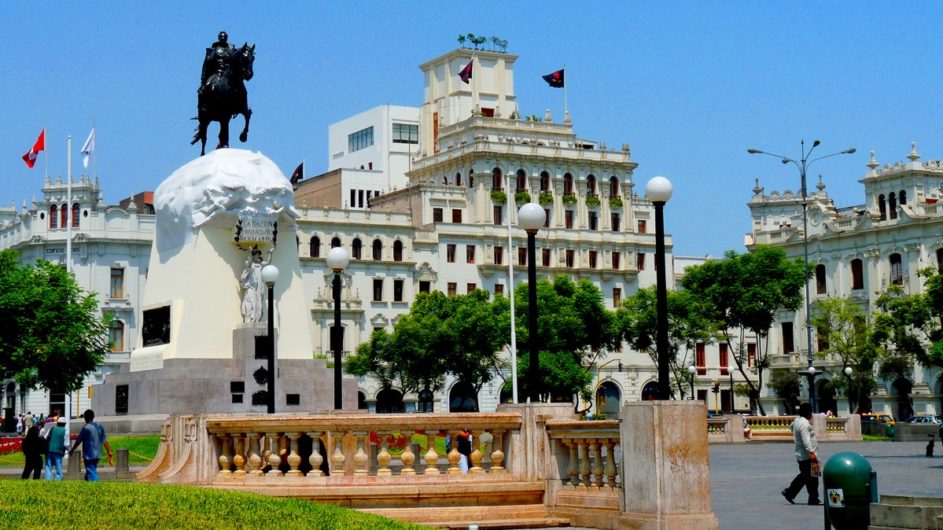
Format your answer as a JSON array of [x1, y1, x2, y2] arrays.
[[92, 119, 97, 178], [43, 125, 49, 180], [563, 64, 568, 119], [506, 173, 518, 404], [66, 135, 72, 275]]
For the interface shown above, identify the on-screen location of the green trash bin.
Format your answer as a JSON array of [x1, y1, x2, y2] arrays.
[[823, 452, 877, 530], [884, 423, 895, 439]]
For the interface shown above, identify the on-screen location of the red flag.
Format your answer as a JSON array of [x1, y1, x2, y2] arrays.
[[22, 129, 45, 168], [542, 69, 565, 88], [290, 162, 304, 185], [458, 60, 473, 84]]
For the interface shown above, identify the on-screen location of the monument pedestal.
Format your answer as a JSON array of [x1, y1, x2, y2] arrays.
[[619, 401, 718, 530]]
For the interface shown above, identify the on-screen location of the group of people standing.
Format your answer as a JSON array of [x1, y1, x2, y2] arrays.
[[20, 409, 113, 482]]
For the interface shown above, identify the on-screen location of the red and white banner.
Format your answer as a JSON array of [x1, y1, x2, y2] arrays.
[[22, 129, 45, 169]]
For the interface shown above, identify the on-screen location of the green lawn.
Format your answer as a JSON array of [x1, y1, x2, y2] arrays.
[[0, 434, 160, 467], [0, 480, 425, 529]]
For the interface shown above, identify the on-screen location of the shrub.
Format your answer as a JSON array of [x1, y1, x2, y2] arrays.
[[609, 196, 623, 209], [515, 191, 532, 204], [490, 190, 507, 204], [562, 194, 577, 205], [585, 195, 600, 207], [538, 191, 553, 205]]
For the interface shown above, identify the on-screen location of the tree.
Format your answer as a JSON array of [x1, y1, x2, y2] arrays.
[[811, 298, 879, 413], [515, 276, 620, 405], [768, 370, 801, 414], [0, 250, 109, 393], [618, 287, 715, 399], [681, 246, 806, 414]]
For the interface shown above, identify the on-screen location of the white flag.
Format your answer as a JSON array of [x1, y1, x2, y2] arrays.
[[81, 127, 95, 169]]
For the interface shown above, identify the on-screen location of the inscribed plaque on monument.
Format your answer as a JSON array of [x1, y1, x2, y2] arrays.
[[142, 306, 171, 346]]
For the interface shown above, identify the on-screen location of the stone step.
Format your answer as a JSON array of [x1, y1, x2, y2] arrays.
[[364, 504, 570, 529]]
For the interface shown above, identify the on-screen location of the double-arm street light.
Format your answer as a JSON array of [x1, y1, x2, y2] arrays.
[[646, 176, 673, 400], [747, 141, 855, 413], [326, 246, 350, 410], [261, 263, 280, 414], [518, 203, 546, 403]]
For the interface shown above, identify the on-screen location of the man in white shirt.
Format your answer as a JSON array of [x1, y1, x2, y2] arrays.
[[781, 402, 821, 505]]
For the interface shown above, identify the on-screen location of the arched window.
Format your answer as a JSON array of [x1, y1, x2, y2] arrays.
[[357, 391, 368, 410], [563, 173, 574, 195], [60, 203, 67, 228], [331, 236, 341, 248], [49, 204, 58, 229], [393, 240, 403, 262], [109, 320, 125, 352], [540, 171, 550, 192], [851, 258, 864, 290], [899, 190, 907, 205], [309, 236, 320, 258], [375, 388, 405, 414], [468, 171, 474, 188], [890, 253, 903, 285], [448, 381, 479, 412], [596, 381, 622, 419], [815, 264, 827, 295], [352, 238, 362, 260], [492, 167, 503, 190], [516, 169, 527, 192], [586, 174, 596, 195], [878, 194, 887, 221], [455, 172, 462, 187], [609, 176, 620, 197], [72, 203, 80, 228], [372, 239, 382, 261], [888, 192, 897, 220]]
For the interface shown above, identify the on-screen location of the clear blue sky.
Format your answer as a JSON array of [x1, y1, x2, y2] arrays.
[[3, 2, 942, 257]]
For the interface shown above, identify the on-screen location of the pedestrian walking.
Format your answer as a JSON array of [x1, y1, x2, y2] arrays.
[[16, 414, 23, 437], [456, 427, 472, 474], [68, 409, 113, 482], [781, 403, 821, 505], [44, 416, 67, 480], [20, 426, 44, 479]]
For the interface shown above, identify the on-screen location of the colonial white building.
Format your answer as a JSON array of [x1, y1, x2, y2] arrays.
[[746, 144, 943, 418]]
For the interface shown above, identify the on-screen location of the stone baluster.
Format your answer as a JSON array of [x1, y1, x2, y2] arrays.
[[565, 439, 579, 487], [217, 434, 232, 477], [400, 442, 416, 476], [604, 439, 618, 489], [331, 433, 347, 476], [285, 432, 302, 477], [353, 432, 369, 476], [423, 436, 440, 475], [469, 430, 484, 474], [232, 434, 246, 476], [246, 433, 263, 476], [266, 432, 282, 476], [577, 439, 590, 489], [376, 432, 392, 476], [489, 429, 505, 473], [307, 431, 324, 477], [589, 439, 603, 489], [446, 430, 462, 475]]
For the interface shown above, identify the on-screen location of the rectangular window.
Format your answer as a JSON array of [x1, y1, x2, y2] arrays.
[[419, 281, 430, 293], [466, 283, 477, 293], [588, 211, 598, 231], [115, 385, 129, 415], [611, 213, 620, 231], [347, 126, 374, 152], [851, 259, 864, 290], [358, 189, 365, 208], [433, 208, 443, 223], [110, 268, 125, 299], [817, 332, 829, 353], [109, 320, 124, 352], [452, 209, 463, 223], [638, 220, 647, 233], [696, 343, 706, 375], [542, 248, 551, 267], [466, 245, 476, 264], [447, 282, 457, 296], [719, 343, 729, 375], [747, 343, 757, 368], [373, 278, 383, 301], [493, 205, 503, 225], [613, 287, 622, 307], [393, 279, 404, 302], [494, 284, 504, 296], [392, 123, 419, 144], [447, 244, 456, 263], [589, 250, 598, 269], [494, 246, 503, 265], [815, 265, 827, 295], [612, 251, 621, 270], [636, 253, 646, 271], [782, 322, 795, 354], [565, 210, 574, 229], [518, 247, 527, 266], [565, 249, 574, 268], [350, 189, 356, 208]]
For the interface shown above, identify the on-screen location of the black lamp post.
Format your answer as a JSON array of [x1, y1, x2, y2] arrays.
[[326, 247, 350, 410], [261, 263, 280, 414], [518, 203, 546, 404], [748, 141, 855, 412], [645, 176, 673, 400], [687, 364, 697, 401]]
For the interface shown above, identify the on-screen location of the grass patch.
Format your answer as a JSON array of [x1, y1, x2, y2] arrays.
[[862, 434, 892, 442], [0, 480, 425, 529], [0, 434, 160, 467]]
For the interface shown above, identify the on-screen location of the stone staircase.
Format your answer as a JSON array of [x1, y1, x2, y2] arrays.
[[365, 504, 570, 529]]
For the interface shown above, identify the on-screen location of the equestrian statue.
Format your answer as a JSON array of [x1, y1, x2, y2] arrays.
[[192, 31, 255, 156]]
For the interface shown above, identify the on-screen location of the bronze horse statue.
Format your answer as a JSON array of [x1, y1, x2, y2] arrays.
[[192, 43, 255, 156]]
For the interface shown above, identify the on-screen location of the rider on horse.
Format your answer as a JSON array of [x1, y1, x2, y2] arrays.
[[193, 30, 254, 155], [201, 31, 237, 96]]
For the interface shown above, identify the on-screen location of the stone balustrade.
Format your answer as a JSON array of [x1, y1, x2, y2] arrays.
[[544, 420, 621, 490]]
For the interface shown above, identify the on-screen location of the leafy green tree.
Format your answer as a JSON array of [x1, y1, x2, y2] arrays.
[[768, 370, 801, 414], [617, 286, 715, 399], [0, 249, 109, 393], [681, 246, 806, 414], [515, 276, 620, 404], [812, 298, 879, 413]]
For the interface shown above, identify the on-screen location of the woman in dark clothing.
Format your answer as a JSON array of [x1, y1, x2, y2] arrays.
[[21, 425, 44, 479]]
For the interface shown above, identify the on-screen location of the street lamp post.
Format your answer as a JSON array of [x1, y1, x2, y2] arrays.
[[261, 264, 280, 414], [326, 247, 350, 410], [748, 141, 855, 413], [518, 203, 546, 403], [806, 365, 818, 413], [646, 176, 673, 400], [687, 364, 697, 401], [844, 365, 854, 414]]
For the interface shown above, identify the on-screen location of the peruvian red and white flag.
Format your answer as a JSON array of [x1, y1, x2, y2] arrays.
[[22, 129, 45, 169]]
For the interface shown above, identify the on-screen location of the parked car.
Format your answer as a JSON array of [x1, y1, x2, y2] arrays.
[[860, 413, 896, 426], [909, 415, 942, 424]]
